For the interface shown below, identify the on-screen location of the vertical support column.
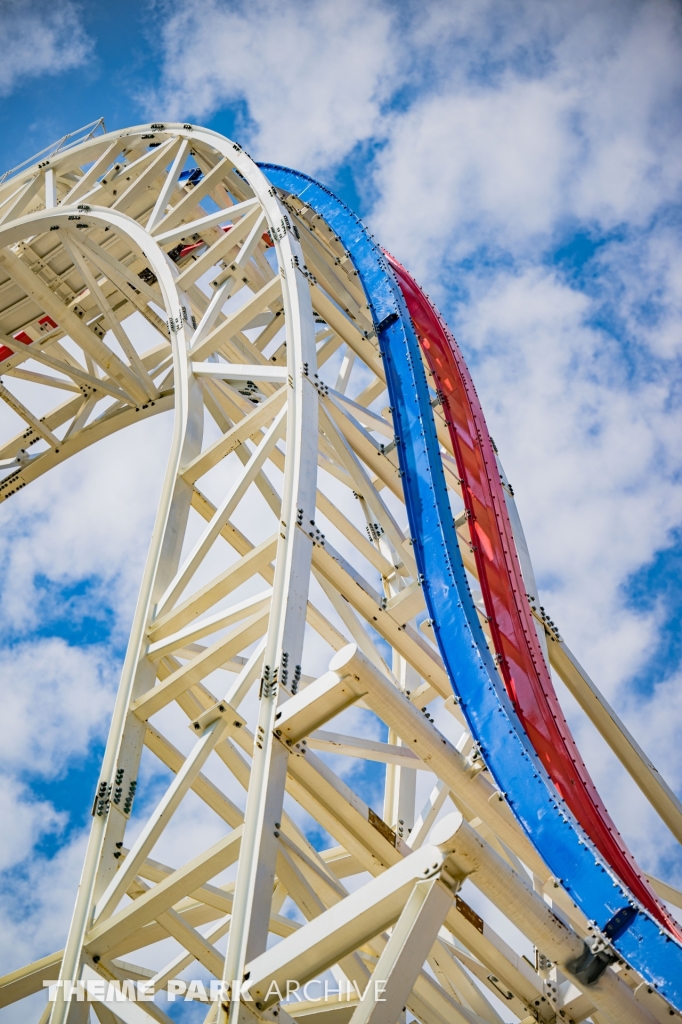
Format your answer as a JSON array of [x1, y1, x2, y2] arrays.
[[407, 781, 449, 850], [220, 201, 318, 1023], [44, 168, 57, 209], [52, 250, 197, 1024], [384, 656, 417, 843]]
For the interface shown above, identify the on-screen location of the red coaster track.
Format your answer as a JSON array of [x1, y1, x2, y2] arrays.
[[386, 250, 678, 936]]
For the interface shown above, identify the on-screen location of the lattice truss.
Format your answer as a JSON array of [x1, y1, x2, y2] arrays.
[[0, 123, 680, 1024]]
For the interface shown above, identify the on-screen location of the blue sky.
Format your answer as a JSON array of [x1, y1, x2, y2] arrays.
[[1, 0, 682, 1016], [0, 0, 366, 214]]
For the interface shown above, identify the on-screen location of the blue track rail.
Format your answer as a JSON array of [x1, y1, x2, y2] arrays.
[[260, 162, 682, 1006]]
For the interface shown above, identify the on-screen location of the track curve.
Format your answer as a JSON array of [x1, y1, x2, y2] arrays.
[[385, 250, 678, 938], [261, 162, 682, 1008]]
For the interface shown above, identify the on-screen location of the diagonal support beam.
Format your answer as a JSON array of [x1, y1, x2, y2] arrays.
[[323, 645, 548, 880], [549, 637, 682, 846], [131, 606, 270, 720], [175, 205, 264, 291], [0, 380, 60, 447], [242, 844, 458, 1009], [156, 404, 287, 615], [0, 248, 147, 405], [190, 276, 282, 361], [181, 389, 287, 484], [95, 715, 242, 923], [146, 139, 191, 233], [148, 533, 277, 641], [155, 907, 224, 977], [348, 877, 462, 1024], [431, 813, 661, 1024], [80, 964, 173, 1024], [154, 197, 260, 247], [85, 828, 243, 957], [62, 236, 159, 400], [147, 590, 272, 660]]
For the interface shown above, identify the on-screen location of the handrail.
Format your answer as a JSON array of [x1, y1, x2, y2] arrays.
[[0, 117, 106, 185]]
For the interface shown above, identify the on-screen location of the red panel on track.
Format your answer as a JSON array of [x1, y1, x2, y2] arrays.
[[386, 250, 678, 935], [0, 331, 34, 363]]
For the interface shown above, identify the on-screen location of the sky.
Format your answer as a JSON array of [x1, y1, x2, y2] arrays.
[[1, 0, 682, 1014]]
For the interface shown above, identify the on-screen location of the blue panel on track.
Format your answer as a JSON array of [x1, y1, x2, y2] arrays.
[[259, 162, 682, 1007]]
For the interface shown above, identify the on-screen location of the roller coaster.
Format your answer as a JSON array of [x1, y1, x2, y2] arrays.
[[0, 122, 681, 1024]]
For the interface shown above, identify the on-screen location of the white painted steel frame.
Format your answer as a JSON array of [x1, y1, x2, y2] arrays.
[[0, 123, 678, 1024]]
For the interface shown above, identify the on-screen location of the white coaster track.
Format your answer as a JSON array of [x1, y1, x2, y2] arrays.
[[0, 123, 680, 1024]]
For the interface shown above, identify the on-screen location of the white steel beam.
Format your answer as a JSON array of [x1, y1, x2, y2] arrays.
[[148, 534, 278, 640], [347, 877, 461, 1024], [94, 715, 242, 923], [191, 362, 288, 383], [85, 828, 243, 958], [131, 606, 271, 719], [549, 637, 682, 845], [145, 138, 191, 232], [44, 168, 57, 209], [181, 389, 287, 484], [307, 730, 425, 770], [154, 197, 260, 246], [431, 813, 660, 1024], [242, 845, 457, 1009], [190, 276, 283, 360], [156, 407, 286, 615], [326, 644, 549, 881], [407, 782, 449, 849], [0, 123, 676, 1024]]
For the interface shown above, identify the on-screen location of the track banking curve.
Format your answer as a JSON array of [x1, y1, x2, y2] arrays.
[[385, 251, 678, 937], [261, 162, 682, 1007]]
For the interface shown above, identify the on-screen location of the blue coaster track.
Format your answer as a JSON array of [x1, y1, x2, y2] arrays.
[[260, 162, 682, 1008]]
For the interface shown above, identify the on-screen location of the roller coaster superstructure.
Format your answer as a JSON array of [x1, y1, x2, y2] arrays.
[[0, 123, 681, 1024]]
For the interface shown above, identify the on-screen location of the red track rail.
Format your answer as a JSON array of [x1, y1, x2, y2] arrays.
[[386, 250, 678, 935]]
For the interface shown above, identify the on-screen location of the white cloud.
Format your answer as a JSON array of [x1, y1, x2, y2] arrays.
[[148, 0, 398, 171], [371, 3, 682, 271], [0, 638, 117, 777], [0, 2, 91, 98], [0, 399, 175, 978], [598, 225, 682, 361], [0, 407, 173, 635], [0, 823, 89, 987], [342, 3, 682, 873], [0, 777, 65, 872], [1, 0, 681, 999], [454, 264, 682, 695]]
